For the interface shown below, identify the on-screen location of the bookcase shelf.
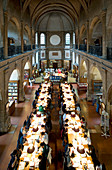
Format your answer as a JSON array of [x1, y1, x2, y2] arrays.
[[8, 80, 19, 103], [92, 80, 102, 93]]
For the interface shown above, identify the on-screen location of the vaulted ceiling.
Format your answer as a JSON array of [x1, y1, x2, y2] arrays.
[[22, 0, 91, 26]]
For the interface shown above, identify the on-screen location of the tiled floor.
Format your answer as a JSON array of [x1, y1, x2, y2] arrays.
[[0, 84, 112, 170]]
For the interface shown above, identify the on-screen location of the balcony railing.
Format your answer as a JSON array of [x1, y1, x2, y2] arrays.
[[8, 45, 22, 56], [1, 44, 36, 60], [32, 44, 36, 49], [75, 44, 78, 49], [15, 46, 21, 54], [24, 45, 31, 52], [89, 45, 102, 56], [0, 47, 4, 60], [79, 44, 87, 52], [107, 47, 112, 60]]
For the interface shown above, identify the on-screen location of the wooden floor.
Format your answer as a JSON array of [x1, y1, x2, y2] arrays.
[[0, 84, 112, 170]]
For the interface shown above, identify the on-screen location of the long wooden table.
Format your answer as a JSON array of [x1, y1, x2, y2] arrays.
[[18, 82, 51, 170], [61, 83, 94, 169]]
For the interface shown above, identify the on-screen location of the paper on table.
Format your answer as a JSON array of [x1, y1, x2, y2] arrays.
[[18, 162, 25, 170]]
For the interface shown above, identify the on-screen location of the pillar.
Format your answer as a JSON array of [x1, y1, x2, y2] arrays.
[[46, 50, 49, 68], [87, 20, 89, 53], [78, 26, 80, 50], [29, 56, 33, 77], [30, 27, 32, 49], [104, 69, 107, 110], [74, 53, 76, 63], [19, 60, 25, 102], [87, 59, 92, 101], [62, 49, 64, 68], [78, 55, 80, 82], [3, 10, 8, 58], [0, 71, 11, 132], [21, 20, 24, 53], [101, 9, 107, 59]]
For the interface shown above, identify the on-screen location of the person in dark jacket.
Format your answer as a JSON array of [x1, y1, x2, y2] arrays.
[[32, 99, 37, 109]]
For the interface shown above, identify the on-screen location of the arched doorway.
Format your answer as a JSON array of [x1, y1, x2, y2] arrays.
[[23, 61, 31, 91], [80, 60, 87, 83], [8, 69, 20, 104], [90, 66, 103, 114], [90, 66, 102, 95]]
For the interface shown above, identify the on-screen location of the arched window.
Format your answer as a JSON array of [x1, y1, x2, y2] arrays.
[[40, 33, 45, 44], [73, 32, 75, 45], [36, 52, 39, 64], [65, 33, 70, 45]]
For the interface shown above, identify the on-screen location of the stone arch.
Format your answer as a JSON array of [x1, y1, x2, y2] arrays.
[[8, 17, 20, 46], [24, 25, 31, 44], [79, 24, 86, 44], [9, 17, 20, 35], [89, 16, 102, 45], [9, 68, 20, 81], [6, 67, 21, 103], [80, 59, 87, 78], [89, 64, 103, 95], [23, 59, 32, 78], [90, 64, 102, 80], [7, 66, 21, 84], [24, 60, 32, 70]]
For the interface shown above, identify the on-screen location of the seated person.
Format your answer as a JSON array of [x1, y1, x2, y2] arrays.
[[39, 105, 44, 112], [62, 104, 66, 113], [32, 99, 37, 109]]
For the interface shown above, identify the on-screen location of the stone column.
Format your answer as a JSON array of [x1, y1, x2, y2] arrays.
[[34, 52, 36, 64], [3, 10, 8, 58], [0, 70, 11, 132], [101, 9, 107, 59], [30, 27, 32, 49], [46, 49, 49, 68], [29, 56, 33, 77], [87, 20, 89, 53], [104, 69, 107, 110], [62, 49, 64, 68], [19, 59, 25, 102], [78, 26, 80, 50], [86, 59, 92, 101], [74, 53, 76, 63], [21, 20, 24, 53], [78, 54, 80, 82]]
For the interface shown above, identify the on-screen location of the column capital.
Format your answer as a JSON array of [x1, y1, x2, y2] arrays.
[[3, 10, 8, 16], [86, 19, 89, 24], [20, 20, 24, 24], [101, 9, 107, 18]]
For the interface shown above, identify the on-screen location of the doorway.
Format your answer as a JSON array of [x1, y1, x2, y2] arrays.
[[53, 63, 58, 69]]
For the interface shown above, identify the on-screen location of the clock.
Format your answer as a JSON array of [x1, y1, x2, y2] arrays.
[[50, 35, 60, 45]]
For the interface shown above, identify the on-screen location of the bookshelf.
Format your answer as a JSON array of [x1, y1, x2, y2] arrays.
[[92, 80, 102, 93], [8, 80, 19, 103]]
